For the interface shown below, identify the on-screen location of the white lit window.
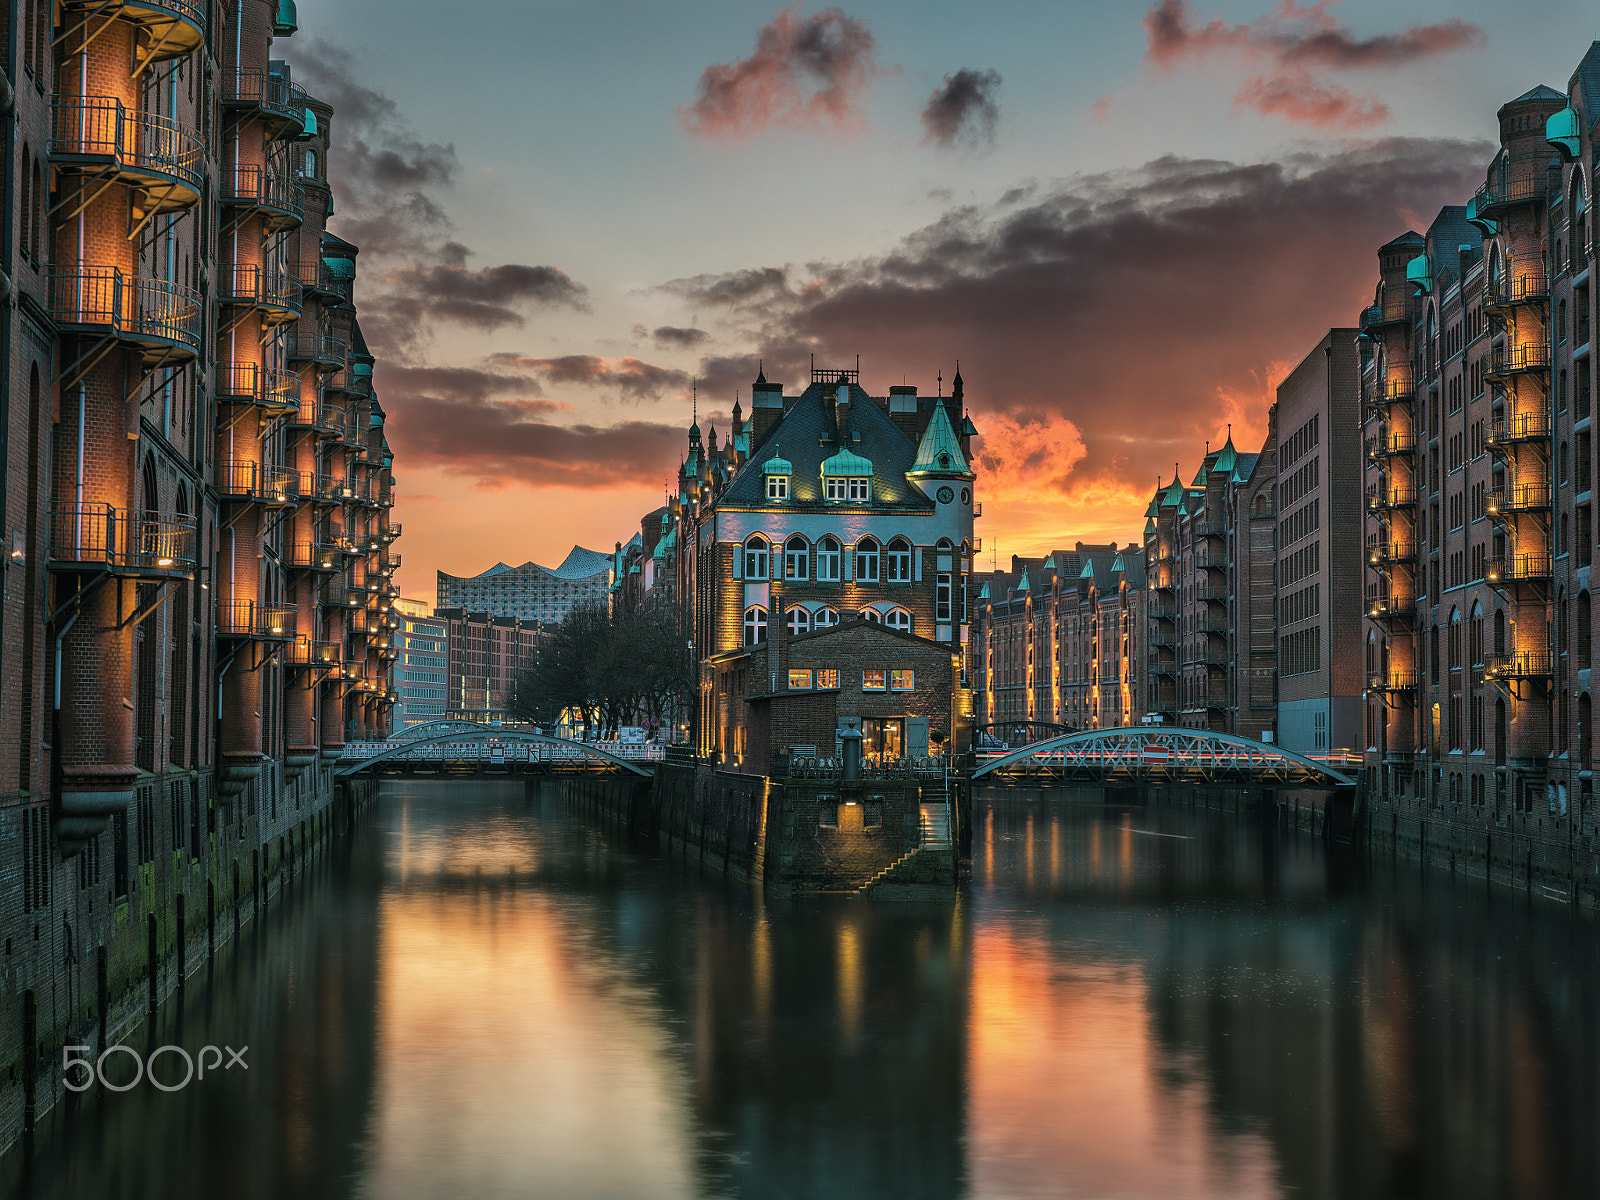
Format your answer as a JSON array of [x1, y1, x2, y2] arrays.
[[861, 609, 881, 623], [788, 669, 812, 689], [862, 668, 886, 691], [744, 606, 768, 645], [815, 607, 839, 628], [826, 477, 847, 501], [886, 538, 912, 582], [848, 477, 870, 502], [817, 537, 841, 581], [744, 536, 769, 579], [936, 573, 952, 622], [886, 608, 912, 633], [767, 474, 788, 500], [817, 668, 839, 688], [785, 536, 809, 580], [890, 669, 914, 691], [855, 538, 879, 582], [786, 606, 811, 636]]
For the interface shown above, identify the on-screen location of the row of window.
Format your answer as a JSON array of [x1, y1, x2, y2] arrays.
[[746, 605, 917, 643], [741, 534, 964, 583], [787, 668, 915, 691], [766, 475, 873, 501]]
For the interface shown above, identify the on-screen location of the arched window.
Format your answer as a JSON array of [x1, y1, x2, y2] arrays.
[[743, 535, 769, 579], [1580, 593, 1592, 669], [885, 537, 912, 583], [860, 608, 880, 623], [743, 606, 768, 645], [785, 606, 811, 636], [1448, 608, 1461, 671], [19, 148, 30, 261], [855, 537, 879, 583], [816, 536, 841, 581], [815, 607, 839, 628], [886, 607, 912, 633], [304, 149, 318, 179], [784, 535, 809, 580], [29, 156, 42, 260]]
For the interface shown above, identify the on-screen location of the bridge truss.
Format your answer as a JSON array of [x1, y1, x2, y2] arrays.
[[972, 727, 1356, 787], [335, 730, 658, 778]]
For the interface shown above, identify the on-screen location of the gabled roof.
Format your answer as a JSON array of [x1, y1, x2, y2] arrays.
[[1160, 478, 1186, 507], [908, 402, 974, 479], [717, 382, 929, 510], [1015, 567, 1030, 593], [1571, 43, 1600, 135]]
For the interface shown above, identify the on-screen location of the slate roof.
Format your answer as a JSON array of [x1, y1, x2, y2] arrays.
[[720, 383, 930, 509], [1573, 43, 1600, 132]]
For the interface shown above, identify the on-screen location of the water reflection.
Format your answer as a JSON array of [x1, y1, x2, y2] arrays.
[[7, 781, 1600, 1200]]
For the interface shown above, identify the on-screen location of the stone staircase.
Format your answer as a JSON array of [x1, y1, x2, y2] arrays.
[[856, 803, 955, 897], [919, 802, 952, 848]]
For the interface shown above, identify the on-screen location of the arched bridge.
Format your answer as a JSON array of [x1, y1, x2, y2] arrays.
[[335, 727, 659, 778], [972, 727, 1357, 787]]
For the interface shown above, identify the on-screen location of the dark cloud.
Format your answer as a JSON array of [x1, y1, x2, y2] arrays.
[[282, 40, 589, 362], [921, 69, 1002, 150], [378, 264, 590, 334], [491, 354, 691, 403], [1142, 1, 1485, 130], [678, 138, 1490, 495], [652, 325, 710, 349], [663, 266, 792, 310], [679, 5, 884, 140]]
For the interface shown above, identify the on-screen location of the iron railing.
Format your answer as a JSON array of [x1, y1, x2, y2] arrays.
[[1367, 671, 1419, 692], [49, 506, 196, 573], [1485, 344, 1552, 377], [1486, 411, 1551, 446], [221, 69, 299, 125], [46, 267, 202, 354], [1484, 554, 1553, 583], [220, 264, 301, 316], [216, 600, 296, 639], [1485, 269, 1549, 309], [1485, 483, 1551, 517], [50, 98, 203, 197], [216, 361, 299, 410], [1475, 169, 1546, 217], [286, 542, 342, 571], [289, 335, 347, 368], [1484, 652, 1552, 679], [1366, 488, 1418, 511], [220, 163, 304, 226]]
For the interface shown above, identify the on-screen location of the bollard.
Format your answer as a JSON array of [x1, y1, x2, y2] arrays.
[[841, 721, 863, 782]]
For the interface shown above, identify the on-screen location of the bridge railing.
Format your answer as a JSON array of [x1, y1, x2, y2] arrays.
[[786, 756, 947, 780], [339, 739, 666, 764]]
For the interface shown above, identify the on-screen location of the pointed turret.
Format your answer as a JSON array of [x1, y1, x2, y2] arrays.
[[908, 401, 975, 481]]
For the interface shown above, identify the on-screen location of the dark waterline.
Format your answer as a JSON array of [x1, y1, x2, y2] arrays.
[[6, 780, 1599, 1200]]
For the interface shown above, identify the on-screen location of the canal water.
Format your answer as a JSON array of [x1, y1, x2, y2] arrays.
[[6, 779, 1600, 1200]]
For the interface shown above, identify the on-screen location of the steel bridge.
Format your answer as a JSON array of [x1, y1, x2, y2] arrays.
[[972, 727, 1357, 787], [974, 721, 1076, 748], [335, 721, 658, 778]]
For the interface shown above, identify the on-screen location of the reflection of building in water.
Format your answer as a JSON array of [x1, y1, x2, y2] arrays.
[[974, 794, 1600, 1199]]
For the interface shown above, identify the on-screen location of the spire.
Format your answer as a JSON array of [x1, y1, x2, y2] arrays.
[[908, 401, 974, 478], [689, 379, 700, 441], [755, 359, 766, 385]]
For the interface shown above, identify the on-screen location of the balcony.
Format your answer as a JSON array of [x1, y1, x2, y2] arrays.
[[1484, 553, 1553, 585], [74, 0, 205, 68], [1366, 488, 1417, 512], [220, 163, 304, 232], [221, 70, 304, 136], [1148, 661, 1176, 677], [1485, 482, 1551, 520], [1368, 542, 1417, 567], [46, 268, 201, 366], [1366, 590, 1414, 622], [1486, 411, 1551, 448], [1484, 343, 1551, 380], [1367, 671, 1419, 694], [219, 264, 301, 325], [1485, 652, 1553, 681], [385, 523, 403, 541], [313, 641, 343, 668], [288, 399, 346, 442], [285, 542, 342, 572], [1193, 585, 1226, 603], [1194, 550, 1226, 571], [288, 335, 347, 372], [1365, 377, 1415, 412], [216, 361, 299, 413], [216, 600, 296, 641], [294, 258, 347, 300], [50, 98, 202, 212], [1474, 169, 1546, 220], [311, 474, 356, 505], [1148, 602, 1177, 620], [1367, 432, 1417, 461], [49, 506, 196, 577], [1485, 269, 1549, 312], [1358, 294, 1410, 336], [217, 461, 299, 507]]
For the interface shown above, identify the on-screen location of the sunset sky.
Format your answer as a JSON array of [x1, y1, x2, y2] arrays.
[[286, 0, 1593, 600]]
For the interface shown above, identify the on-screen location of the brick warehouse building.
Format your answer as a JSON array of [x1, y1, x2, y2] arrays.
[[1357, 44, 1600, 889], [1361, 49, 1595, 815], [0, 0, 396, 1145], [675, 364, 980, 767]]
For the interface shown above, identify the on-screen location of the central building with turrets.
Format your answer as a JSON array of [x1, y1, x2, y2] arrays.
[[673, 364, 981, 768]]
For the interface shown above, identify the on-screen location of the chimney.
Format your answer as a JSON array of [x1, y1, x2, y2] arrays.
[[750, 365, 784, 450], [833, 384, 851, 443]]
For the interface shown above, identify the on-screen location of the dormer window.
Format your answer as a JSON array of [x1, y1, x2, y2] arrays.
[[821, 449, 873, 502], [763, 452, 793, 501]]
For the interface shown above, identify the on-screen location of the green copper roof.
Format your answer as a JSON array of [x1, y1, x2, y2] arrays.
[[1212, 435, 1237, 475], [1547, 106, 1580, 160], [1407, 253, 1433, 294], [297, 107, 318, 140], [1145, 494, 1160, 518], [977, 581, 990, 600], [1016, 567, 1030, 593], [1160, 478, 1186, 507], [274, 0, 298, 35], [1144, 517, 1156, 536], [1079, 560, 1095, 579], [1110, 552, 1125, 572], [1042, 554, 1056, 571], [820, 448, 874, 475], [1191, 460, 1209, 487], [322, 255, 354, 280], [908, 403, 973, 477], [763, 453, 793, 475]]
